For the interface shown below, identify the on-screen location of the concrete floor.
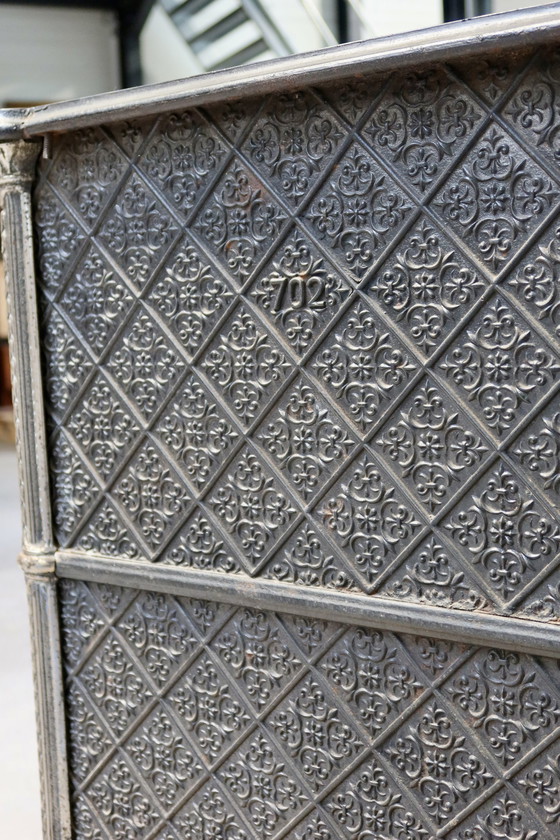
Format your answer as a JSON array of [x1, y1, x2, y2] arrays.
[[0, 444, 41, 838]]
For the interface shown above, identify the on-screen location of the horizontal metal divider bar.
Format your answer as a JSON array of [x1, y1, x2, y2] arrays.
[[0, 3, 558, 139], [56, 550, 560, 658]]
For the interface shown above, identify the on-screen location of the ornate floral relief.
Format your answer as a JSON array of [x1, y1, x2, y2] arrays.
[[443, 648, 560, 767], [51, 431, 101, 545], [450, 792, 540, 840], [138, 109, 227, 218], [204, 96, 260, 143], [79, 636, 153, 737], [266, 673, 365, 792], [49, 127, 128, 229], [67, 373, 140, 482], [368, 218, 486, 355], [126, 707, 203, 807], [443, 461, 560, 600], [319, 75, 380, 124], [375, 379, 490, 513], [309, 300, 419, 433], [201, 306, 292, 428], [250, 227, 351, 356], [515, 739, 560, 826], [453, 49, 534, 105], [116, 592, 199, 688], [59, 246, 135, 359], [320, 627, 426, 738], [171, 782, 252, 840], [383, 700, 494, 826], [305, 141, 414, 278], [262, 521, 357, 591], [155, 373, 239, 492], [315, 452, 424, 588], [42, 308, 93, 424], [243, 89, 344, 206], [212, 607, 303, 711], [256, 377, 356, 501], [518, 577, 560, 623], [326, 757, 430, 840], [59, 579, 106, 669], [209, 447, 299, 568], [194, 158, 288, 283], [98, 173, 180, 290], [66, 683, 113, 783], [434, 126, 558, 271], [106, 308, 186, 422], [399, 633, 469, 678], [286, 811, 334, 840], [218, 730, 308, 836], [86, 756, 161, 839], [279, 613, 341, 660], [161, 510, 240, 573], [167, 652, 251, 764], [113, 440, 191, 552], [509, 391, 560, 508], [106, 117, 152, 159], [364, 67, 483, 194], [72, 794, 108, 840], [438, 297, 560, 438], [506, 219, 560, 343], [34, 186, 86, 294], [76, 501, 146, 561], [146, 236, 233, 357], [178, 597, 233, 640], [379, 536, 490, 611]]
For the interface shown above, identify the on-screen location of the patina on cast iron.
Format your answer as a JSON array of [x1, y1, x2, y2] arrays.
[[2, 5, 560, 840]]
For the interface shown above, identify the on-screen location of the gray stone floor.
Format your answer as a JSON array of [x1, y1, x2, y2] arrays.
[[0, 444, 41, 838]]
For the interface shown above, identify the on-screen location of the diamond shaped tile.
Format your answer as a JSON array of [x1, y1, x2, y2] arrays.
[[51, 431, 101, 546], [208, 446, 299, 569], [160, 509, 240, 573], [155, 372, 240, 492], [305, 140, 415, 279], [178, 597, 233, 641], [454, 47, 534, 105], [438, 295, 560, 440], [106, 116, 153, 160], [433, 125, 558, 273], [42, 307, 94, 424], [262, 520, 357, 591], [367, 217, 487, 356], [204, 95, 260, 143], [373, 377, 492, 514], [319, 626, 427, 739], [59, 245, 135, 359], [242, 89, 344, 207], [265, 673, 365, 793], [98, 172, 180, 291], [138, 109, 228, 219], [255, 375, 357, 502], [379, 536, 491, 612], [279, 612, 341, 661], [513, 737, 560, 828], [362, 66, 484, 195], [167, 651, 251, 765], [79, 635, 153, 737], [194, 157, 288, 284], [146, 235, 234, 358], [308, 299, 419, 434], [171, 781, 252, 840], [201, 305, 292, 429], [218, 730, 308, 837], [34, 185, 86, 296], [113, 439, 192, 553], [59, 578, 107, 670], [67, 372, 141, 482], [250, 226, 352, 357], [105, 308, 186, 422], [505, 216, 560, 345], [381, 698, 494, 828], [86, 754, 161, 839], [285, 811, 335, 840], [314, 451, 425, 588], [48, 127, 129, 230], [72, 794, 109, 840], [448, 791, 546, 840], [75, 500, 146, 561], [211, 606, 303, 712], [326, 756, 431, 840], [442, 460, 560, 602], [398, 633, 470, 679], [66, 681, 114, 784], [318, 74, 381, 124], [125, 706, 204, 808], [443, 648, 560, 767], [509, 390, 560, 508]]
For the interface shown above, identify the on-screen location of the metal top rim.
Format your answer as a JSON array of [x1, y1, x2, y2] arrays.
[[2, 2, 560, 139]]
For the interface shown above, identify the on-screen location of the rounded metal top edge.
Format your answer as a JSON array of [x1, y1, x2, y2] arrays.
[[0, 2, 559, 140]]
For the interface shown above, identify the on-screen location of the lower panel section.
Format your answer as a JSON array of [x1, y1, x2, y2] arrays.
[[60, 578, 560, 840]]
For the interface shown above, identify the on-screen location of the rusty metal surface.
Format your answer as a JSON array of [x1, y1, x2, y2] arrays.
[[9, 11, 560, 840]]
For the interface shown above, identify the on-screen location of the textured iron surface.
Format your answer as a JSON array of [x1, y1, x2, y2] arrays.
[[35, 46, 560, 622], [60, 578, 560, 840]]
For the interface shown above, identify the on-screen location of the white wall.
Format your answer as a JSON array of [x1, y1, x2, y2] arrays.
[[492, 0, 556, 10], [0, 5, 120, 105], [359, 0, 443, 38]]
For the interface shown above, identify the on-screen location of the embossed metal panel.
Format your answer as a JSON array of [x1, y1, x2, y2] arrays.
[[4, 8, 560, 839]]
